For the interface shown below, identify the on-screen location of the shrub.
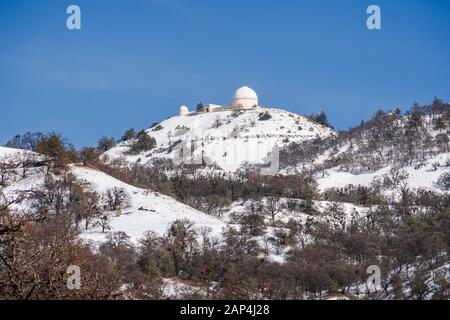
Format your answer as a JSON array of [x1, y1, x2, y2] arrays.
[[121, 129, 136, 142], [103, 187, 131, 211], [150, 122, 160, 129], [258, 111, 272, 121], [436, 172, 450, 191], [97, 137, 117, 152], [308, 111, 332, 128], [79, 147, 100, 165], [129, 130, 157, 154]]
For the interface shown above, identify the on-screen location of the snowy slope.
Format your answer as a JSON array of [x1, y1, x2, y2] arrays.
[[316, 152, 450, 192], [0, 147, 47, 208], [276, 112, 450, 192], [0, 146, 41, 160], [1, 156, 227, 244], [104, 108, 335, 171], [73, 165, 226, 244], [0, 146, 23, 158]]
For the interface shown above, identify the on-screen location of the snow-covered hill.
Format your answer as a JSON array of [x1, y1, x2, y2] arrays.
[[281, 111, 450, 193], [2, 105, 449, 247], [0, 146, 42, 160], [0, 146, 26, 158], [104, 108, 335, 171], [1, 147, 226, 244], [73, 165, 226, 244], [316, 152, 450, 193]]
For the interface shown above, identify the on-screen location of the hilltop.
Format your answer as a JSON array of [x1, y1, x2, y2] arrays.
[[104, 107, 334, 172]]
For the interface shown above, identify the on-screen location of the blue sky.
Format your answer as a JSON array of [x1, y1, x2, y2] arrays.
[[1, 0, 450, 148]]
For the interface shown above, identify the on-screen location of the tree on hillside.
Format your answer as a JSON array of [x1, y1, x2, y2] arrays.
[[309, 111, 332, 128], [196, 102, 205, 112], [99, 213, 111, 233], [79, 147, 100, 165], [97, 137, 117, 152], [0, 156, 16, 187], [265, 194, 282, 222], [431, 97, 446, 114], [408, 103, 423, 127], [0, 214, 122, 299], [166, 219, 198, 277], [5, 132, 45, 151], [35, 133, 69, 168], [129, 130, 156, 154], [240, 212, 265, 237], [121, 128, 136, 142], [78, 189, 102, 230], [102, 187, 131, 212]]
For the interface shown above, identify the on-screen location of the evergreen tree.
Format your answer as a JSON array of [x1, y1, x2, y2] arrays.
[[79, 147, 100, 165], [408, 103, 423, 127], [309, 111, 332, 128], [97, 137, 116, 152], [129, 130, 156, 154], [35, 133, 68, 167], [121, 128, 136, 142], [196, 102, 205, 112], [316, 111, 331, 127]]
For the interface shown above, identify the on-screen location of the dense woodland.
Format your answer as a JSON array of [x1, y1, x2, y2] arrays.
[[1, 99, 449, 299]]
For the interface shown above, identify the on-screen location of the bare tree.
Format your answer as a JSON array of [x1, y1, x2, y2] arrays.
[[265, 195, 282, 221], [98, 213, 111, 233], [0, 156, 16, 187], [103, 187, 131, 212]]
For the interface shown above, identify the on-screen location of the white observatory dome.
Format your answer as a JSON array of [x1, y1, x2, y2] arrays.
[[232, 86, 258, 109], [179, 105, 189, 116]]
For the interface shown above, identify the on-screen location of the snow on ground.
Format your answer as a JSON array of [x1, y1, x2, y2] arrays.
[[104, 108, 335, 171], [0, 146, 48, 210], [1, 167, 46, 211], [0, 146, 43, 161], [316, 153, 450, 192], [1, 159, 227, 245], [226, 198, 368, 225], [71, 165, 227, 244], [0, 146, 30, 158], [317, 167, 388, 191], [349, 259, 450, 300], [224, 198, 370, 264], [162, 278, 209, 299]]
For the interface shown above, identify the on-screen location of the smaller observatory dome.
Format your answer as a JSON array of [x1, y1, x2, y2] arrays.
[[179, 105, 189, 116], [232, 86, 258, 109]]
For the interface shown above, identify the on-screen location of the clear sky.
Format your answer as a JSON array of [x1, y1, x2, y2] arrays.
[[1, 0, 450, 148]]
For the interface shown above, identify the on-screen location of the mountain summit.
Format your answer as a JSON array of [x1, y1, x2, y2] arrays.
[[105, 107, 334, 171]]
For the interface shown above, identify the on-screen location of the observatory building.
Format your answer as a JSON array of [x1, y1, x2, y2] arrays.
[[179, 105, 189, 116], [179, 86, 260, 116], [231, 86, 259, 109]]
